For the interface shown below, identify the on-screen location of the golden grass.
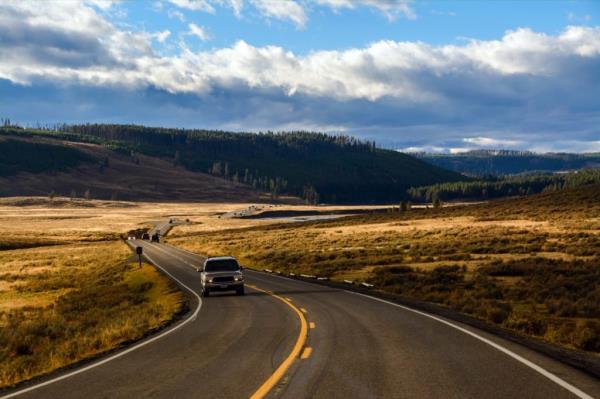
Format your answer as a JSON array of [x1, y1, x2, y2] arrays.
[[0, 239, 184, 387], [1, 187, 598, 383], [0, 198, 307, 238], [0, 200, 193, 388], [0, 196, 383, 388]]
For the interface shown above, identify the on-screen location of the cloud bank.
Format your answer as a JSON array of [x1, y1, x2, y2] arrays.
[[0, 0, 599, 152]]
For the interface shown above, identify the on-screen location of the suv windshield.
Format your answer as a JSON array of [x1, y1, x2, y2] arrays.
[[204, 259, 240, 272]]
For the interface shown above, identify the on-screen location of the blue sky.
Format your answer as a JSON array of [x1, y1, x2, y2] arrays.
[[122, 1, 599, 52], [1, 0, 599, 152]]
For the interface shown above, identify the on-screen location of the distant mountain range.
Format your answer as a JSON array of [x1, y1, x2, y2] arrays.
[[414, 150, 600, 176], [0, 125, 465, 203]]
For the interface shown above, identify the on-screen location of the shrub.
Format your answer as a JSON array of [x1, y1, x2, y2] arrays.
[[573, 321, 600, 351], [486, 303, 512, 324]]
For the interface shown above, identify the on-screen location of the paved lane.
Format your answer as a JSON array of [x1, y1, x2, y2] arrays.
[[4, 238, 598, 399], [241, 270, 600, 399], [148, 243, 600, 399]]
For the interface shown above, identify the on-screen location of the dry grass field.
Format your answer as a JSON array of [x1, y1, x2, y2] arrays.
[[0, 243, 183, 387], [0, 196, 377, 388], [171, 185, 600, 354], [0, 199, 194, 388], [1, 187, 598, 388]]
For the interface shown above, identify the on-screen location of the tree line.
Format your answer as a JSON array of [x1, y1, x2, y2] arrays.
[[407, 169, 600, 202], [1, 123, 462, 203], [418, 150, 600, 176], [0, 138, 94, 177]]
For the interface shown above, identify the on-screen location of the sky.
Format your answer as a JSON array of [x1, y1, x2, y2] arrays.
[[0, 0, 599, 153]]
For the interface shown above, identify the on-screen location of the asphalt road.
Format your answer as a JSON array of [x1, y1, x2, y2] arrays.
[[3, 227, 599, 399]]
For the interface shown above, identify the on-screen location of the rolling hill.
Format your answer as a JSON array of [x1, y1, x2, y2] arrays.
[[0, 135, 272, 202], [0, 137, 95, 177], [1, 125, 465, 203]]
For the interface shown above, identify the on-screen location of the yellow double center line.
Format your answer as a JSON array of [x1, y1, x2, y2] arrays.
[[247, 284, 309, 399]]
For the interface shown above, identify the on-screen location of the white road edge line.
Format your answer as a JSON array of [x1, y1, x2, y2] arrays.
[[347, 291, 593, 399], [0, 244, 202, 399], [249, 270, 593, 399]]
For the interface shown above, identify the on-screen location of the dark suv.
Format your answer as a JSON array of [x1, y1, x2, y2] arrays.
[[200, 257, 244, 297]]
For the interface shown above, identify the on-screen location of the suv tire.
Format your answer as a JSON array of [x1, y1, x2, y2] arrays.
[[202, 287, 210, 297], [236, 286, 245, 296]]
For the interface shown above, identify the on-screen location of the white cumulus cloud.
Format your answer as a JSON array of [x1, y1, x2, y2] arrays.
[[2, 1, 600, 102], [167, 0, 215, 13], [1, 1, 599, 152], [250, 0, 306, 28], [188, 23, 211, 40], [153, 30, 171, 43], [167, 9, 186, 21]]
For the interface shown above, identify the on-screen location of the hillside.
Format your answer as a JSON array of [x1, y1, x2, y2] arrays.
[[1, 125, 465, 203], [0, 135, 273, 202], [417, 150, 600, 176], [0, 137, 95, 176], [407, 169, 600, 202], [462, 182, 600, 221], [385, 183, 600, 223]]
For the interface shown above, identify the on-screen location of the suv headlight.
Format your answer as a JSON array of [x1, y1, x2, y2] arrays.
[[205, 277, 213, 283], [234, 275, 244, 281]]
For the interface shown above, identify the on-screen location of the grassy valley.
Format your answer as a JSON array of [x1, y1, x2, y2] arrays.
[[1, 123, 599, 384], [1, 183, 598, 387], [0, 197, 352, 388], [170, 185, 600, 353]]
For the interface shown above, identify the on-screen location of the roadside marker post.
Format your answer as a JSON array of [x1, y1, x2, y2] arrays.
[[136, 246, 143, 268]]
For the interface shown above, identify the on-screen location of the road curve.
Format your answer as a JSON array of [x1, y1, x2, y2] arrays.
[[2, 240, 299, 399], [3, 234, 599, 398], [244, 270, 600, 399], [168, 244, 599, 399]]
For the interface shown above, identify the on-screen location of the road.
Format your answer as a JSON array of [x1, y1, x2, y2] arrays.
[[3, 225, 599, 398]]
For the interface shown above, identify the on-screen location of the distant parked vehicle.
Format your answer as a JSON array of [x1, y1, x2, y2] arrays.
[[142, 233, 150, 240], [151, 233, 160, 243], [200, 256, 244, 297], [169, 218, 174, 224]]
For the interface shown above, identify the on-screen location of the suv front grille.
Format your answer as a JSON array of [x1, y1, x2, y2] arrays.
[[213, 276, 234, 283]]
